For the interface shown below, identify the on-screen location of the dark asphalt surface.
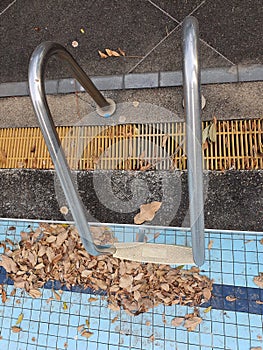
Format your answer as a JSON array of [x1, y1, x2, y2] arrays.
[[0, 169, 262, 232], [0, 0, 262, 83]]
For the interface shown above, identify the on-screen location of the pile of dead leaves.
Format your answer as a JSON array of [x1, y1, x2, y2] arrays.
[[0, 224, 212, 315]]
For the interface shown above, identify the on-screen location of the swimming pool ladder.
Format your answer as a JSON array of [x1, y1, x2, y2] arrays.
[[28, 16, 205, 265]]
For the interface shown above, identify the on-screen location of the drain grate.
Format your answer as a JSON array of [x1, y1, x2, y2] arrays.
[[0, 119, 262, 171]]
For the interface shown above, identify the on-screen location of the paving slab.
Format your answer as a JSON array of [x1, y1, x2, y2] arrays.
[[0, 0, 262, 83]]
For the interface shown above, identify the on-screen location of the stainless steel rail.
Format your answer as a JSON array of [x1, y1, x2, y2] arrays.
[[182, 17, 205, 266], [28, 41, 116, 256]]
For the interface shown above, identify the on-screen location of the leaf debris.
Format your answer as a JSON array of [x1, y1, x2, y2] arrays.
[[0, 223, 213, 315], [134, 201, 162, 224]]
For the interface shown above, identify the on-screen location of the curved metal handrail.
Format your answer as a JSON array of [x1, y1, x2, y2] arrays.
[[182, 17, 205, 266], [28, 41, 116, 256]]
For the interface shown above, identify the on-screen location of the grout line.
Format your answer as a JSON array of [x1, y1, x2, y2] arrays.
[[127, 0, 207, 74], [0, 0, 17, 16], [0, 65, 262, 97], [200, 38, 236, 66], [126, 23, 182, 74], [147, 0, 235, 67]]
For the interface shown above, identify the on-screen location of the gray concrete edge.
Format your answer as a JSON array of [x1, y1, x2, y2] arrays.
[[0, 64, 262, 98]]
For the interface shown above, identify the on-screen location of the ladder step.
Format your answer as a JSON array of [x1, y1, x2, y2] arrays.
[[113, 243, 194, 265]]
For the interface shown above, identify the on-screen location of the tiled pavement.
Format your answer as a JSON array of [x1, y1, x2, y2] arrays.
[[0, 0, 262, 83]]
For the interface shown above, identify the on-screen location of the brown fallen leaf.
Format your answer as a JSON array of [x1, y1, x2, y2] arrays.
[[145, 321, 151, 326], [98, 50, 108, 58], [184, 317, 202, 331], [10, 288, 16, 296], [134, 201, 162, 224], [118, 48, 126, 56], [105, 49, 120, 57], [32, 337, 36, 342], [119, 275, 133, 290], [1, 289, 7, 303], [111, 316, 119, 323], [253, 275, 263, 288], [226, 295, 237, 302], [171, 317, 184, 327], [0, 255, 18, 273], [0, 149, 7, 164], [28, 289, 42, 298], [260, 238, 263, 245], [77, 325, 85, 333], [149, 334, 155, 342], [203, 288, 212, 300], [256, 300, 263, 305], [250, 347, 262, 350], [162, 134, 169, 147], [81, 330, 93, 339], [208, 240, 213, 250], [88, 297, 98, 303], [53, 290, 61, 301], [11, 326, 22, 333]]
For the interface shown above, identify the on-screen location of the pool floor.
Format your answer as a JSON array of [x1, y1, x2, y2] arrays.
[[0, 219, 262, 350]]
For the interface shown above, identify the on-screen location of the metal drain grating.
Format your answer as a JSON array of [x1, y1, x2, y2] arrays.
[[0, 119, 262, 171]]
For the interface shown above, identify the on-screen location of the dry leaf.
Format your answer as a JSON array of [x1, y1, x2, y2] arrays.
[[145, 321, 151, 326], [118, 48, 126, 56], [171, 317, 184, 327], [53, 290, 61, 301], [88, 297, 98, 303], [149, 334, 155, 342], [16, 313, 24, 325], [226, 295, 237, 302], [254, 275, 263, 288], [0, 149, 7, 164], [28, 289, 42, 298], [184, 317, 202, 331], [209, 123, 217, 142], [202, 125, 210, 144], [10, 289, 16, 296], [98, 50, 108, 58], [1, 289, 7, 303], [111, 316, 119, 323], [119, 275, 133, 290], [0, 255, 18, 273], [204, 306, 212, 313], [203, 288, 212, 300], [260, 238, 263, 245], [162, 134, 169, 147], [77, 325, 84, 333], [250, 347, 262, 350], [134, 201, 162, 224], [256, 300, 263, 305], [105, 49, 120, 57], [208, 240, 213, 250], [63, 302, 68, 310], [11, 326, 22, 333], [85, 319, 90, 328], [32, 337, 36, 342], [81, 330, 93, 339]]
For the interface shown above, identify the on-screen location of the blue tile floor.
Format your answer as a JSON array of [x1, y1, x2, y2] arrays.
[[0, 218, 262, 350]]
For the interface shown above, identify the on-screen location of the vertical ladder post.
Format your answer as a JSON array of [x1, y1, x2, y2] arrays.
[[182, 17, 205, 266]]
